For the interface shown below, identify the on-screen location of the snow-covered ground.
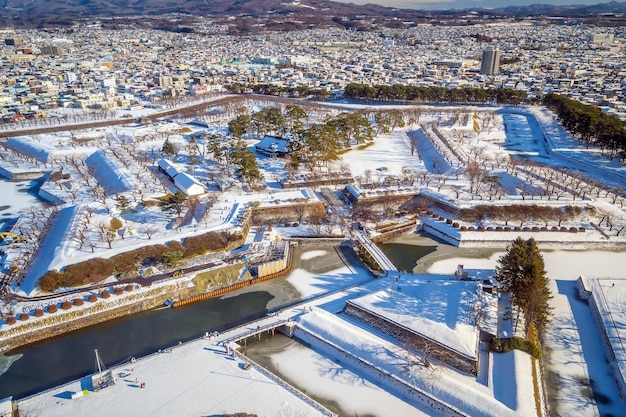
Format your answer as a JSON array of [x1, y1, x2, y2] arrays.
[[427, 249, 626, 417], [3, 99, 626, 416], [17, 337, 328, 417]]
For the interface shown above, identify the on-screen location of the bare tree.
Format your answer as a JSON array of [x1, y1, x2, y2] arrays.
[[141, 225, 159, 240]]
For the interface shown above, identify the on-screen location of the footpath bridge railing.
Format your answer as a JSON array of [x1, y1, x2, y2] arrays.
[[353, 231, 398, 273]]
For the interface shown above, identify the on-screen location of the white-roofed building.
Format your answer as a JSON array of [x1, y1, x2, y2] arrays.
[[173, 171, 205, 196], [157, 159, 205, 196]]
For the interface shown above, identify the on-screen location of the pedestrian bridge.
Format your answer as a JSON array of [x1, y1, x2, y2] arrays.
[[352, 231, 398, 273]]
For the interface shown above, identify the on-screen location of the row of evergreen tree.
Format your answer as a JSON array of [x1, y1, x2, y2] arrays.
[[542, 93, 626, 161], [343, 83, 528, 105]]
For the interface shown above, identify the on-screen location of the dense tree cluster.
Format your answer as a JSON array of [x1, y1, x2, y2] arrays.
[[227, 140, 263, 186], [344, 83, 528, 105], [227, 105, 373, 171], [226, 82, 330, 99], [542, 93, 626, 160], [495, 237, 553, 336], [459, 204, 583, 227], [37, 231, 238, 292]]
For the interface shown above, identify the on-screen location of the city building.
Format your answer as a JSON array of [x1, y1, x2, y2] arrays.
[[480, 47, 501, 76]]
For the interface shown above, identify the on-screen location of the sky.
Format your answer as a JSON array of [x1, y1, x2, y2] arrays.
[[331, 0, 614, 11]]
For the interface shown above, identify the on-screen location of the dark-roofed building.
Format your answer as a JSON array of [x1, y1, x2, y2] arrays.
[[255, 135, 290, 158]]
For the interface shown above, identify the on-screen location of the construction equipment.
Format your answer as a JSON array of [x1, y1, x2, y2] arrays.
[[0, 232, 23, 245]]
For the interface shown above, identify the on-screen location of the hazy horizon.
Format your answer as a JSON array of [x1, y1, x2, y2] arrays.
[[331, 0, 619, 11]]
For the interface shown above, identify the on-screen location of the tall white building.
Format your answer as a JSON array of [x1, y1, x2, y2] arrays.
[[480, 47, 501, 75]]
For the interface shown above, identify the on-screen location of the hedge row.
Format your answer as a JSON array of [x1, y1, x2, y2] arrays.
[[490, 336, 541, 359], [38, 231, 238, 292]]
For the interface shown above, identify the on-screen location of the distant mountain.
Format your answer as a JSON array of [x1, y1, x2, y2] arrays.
[[1, 0, 625, 29]]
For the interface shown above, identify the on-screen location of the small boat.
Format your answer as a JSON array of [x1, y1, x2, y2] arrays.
[[163, 298, 175, 307]]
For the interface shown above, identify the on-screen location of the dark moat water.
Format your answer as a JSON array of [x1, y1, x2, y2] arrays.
[[0, 238, 458, 400]]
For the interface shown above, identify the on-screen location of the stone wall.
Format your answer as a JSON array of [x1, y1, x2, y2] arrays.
[[0, 286, 195, 353], [344, 302, 478, 376], [251, 201, 325, 224]]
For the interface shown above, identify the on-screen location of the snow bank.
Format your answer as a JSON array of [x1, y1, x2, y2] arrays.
[[295, 309, 535, 417]]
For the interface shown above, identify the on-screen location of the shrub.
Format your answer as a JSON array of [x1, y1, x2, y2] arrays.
[[161, 250, 183, 267], [33, 309, 44, 317], [88, 294, 98, 302], [438, 216, 445, 220], [125, 285, 134, 292], [540, 227, 548, 232], [560, 227, 568, 232], [579, 227, 586, 232], [551, 226, 559, 231], [495, 226, 503, 231], [514, 226, 521, 232], [490, 337, 541, 359], [38, 270, 62, 292], [73, 298, 84, 306], [426, 210, 433, 215], [453, 222, 459, 228], [504, 226, 512, 232], [61, 301, 72, 310], [569, 227, 578, 233], [182, 231, 230, 257], [531, 227, 540, 232], [477, 226, 484, 232], [486, 226, 494, 231], [18, 313, 29, 321], [460, 226, 467, 231], [468, 226, 475, 231], [100, 291, 110, 299], [522, 227, 531, 232], [47, 305, 58, 313], [114, 287, 123, 295], [166, 240, 184, 253], [446, 219, 453, 225], [6, 316, 16, 325], [110, 217, 123, 231], [63, 258, 115, 286]]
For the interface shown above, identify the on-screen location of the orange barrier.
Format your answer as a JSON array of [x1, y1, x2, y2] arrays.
[[172, 246, 294, 308]]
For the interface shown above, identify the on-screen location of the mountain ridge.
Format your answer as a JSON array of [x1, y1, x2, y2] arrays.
[[1, 0, 625, 29]]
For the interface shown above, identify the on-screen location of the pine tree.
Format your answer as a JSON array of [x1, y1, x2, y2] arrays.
[[159, 191, 188, 219], [496, 237, 553, 336], [115, 194, 134, 222], [161, 138, 176, 157]]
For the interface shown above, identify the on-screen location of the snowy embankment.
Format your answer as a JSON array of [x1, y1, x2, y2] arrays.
[[293, 309, 536, 417], [420, 217, 625, 250], [0, 278, 192, 349], [577, 276, 626, 401]]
